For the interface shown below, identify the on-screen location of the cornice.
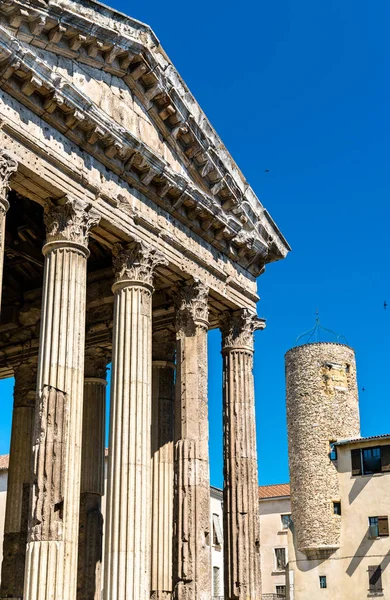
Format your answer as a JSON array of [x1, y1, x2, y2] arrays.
[[0, 0, 290, 275]]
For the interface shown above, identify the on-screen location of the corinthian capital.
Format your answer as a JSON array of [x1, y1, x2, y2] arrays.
[[112, 240, 168, 287], [174, 279, 209, 333], [44, 197, 100, 248], [0, 150, 17, 208], [221, 309, 265, 351]]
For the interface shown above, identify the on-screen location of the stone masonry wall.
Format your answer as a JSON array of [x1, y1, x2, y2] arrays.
[[285, 343, 360, 554]]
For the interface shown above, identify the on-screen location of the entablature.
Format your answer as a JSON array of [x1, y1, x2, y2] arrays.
[[0, 0, 290, 277]]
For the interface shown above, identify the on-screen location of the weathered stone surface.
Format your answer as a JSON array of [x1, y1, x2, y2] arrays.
[[104, 242, 165, 600], [151, 329, 176, 600], [24, 201, 98, 600], [77, 347, 108, 600], [0, 359, 37, 599], [285, 342, 360, 554], [0, 150, 17, 313], [221, 310, 264, 600], [0, 0, 290, 597], [173, 280, 211, 600]]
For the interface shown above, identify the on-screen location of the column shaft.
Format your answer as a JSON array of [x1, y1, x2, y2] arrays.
[[0, 360, 37, 598], [173, 281, 211, 600], [221, 310, 265, 600], [23, 199, 99, 600], [151, 331, 175, 600], [77, 349, 107, 600], [104, 242, 167, 600], [0, 150, 17, 311]]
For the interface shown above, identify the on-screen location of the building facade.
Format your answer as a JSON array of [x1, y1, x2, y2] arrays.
[[0, 0, 289, 599], [285, 341, 390, 599], [259, 484, 291, 599]]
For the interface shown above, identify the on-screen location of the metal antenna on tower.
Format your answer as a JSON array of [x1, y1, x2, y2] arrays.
[[296, 311, 348, 345]]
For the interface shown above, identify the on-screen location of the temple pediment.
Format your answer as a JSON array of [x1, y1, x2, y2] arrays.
[[0, 0, 289, 277]]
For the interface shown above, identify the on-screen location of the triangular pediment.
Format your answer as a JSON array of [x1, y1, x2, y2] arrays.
[[0, 0, 290, 275]]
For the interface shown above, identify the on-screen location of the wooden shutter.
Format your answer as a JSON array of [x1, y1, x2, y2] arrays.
[[380, 445, 390, 472], [378, 516, 389, 536], [369, 566, 382, 592], [351, 449, 361, 475]]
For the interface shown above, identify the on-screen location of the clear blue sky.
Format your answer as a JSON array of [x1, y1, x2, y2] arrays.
[[1, 0, 390, 489]]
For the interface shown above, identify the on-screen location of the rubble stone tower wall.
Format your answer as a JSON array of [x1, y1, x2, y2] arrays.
[[285, 342, 360, 554]]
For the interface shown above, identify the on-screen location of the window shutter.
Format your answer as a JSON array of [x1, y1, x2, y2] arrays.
[[351, 449, 361, 475], [369, 566, 382, 592], [378, 516, 389, 537], [380, 445, 390, 472], [212, 514, 223, 546]]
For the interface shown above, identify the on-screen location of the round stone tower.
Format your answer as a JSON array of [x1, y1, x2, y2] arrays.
[[285, 342, 360, 556]]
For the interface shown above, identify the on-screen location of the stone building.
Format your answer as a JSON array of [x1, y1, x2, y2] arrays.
[[0, 0, 289, 598], [285, 342, 390, 599], [0, 455, 291, 599]]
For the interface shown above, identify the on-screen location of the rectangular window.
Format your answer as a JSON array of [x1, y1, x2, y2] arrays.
[[276, 585, 286, 597], [368, 565, 383, 593], [212, 514, 223, 547], [281, 514, 292, 529], [333, 501, 341, 516], [363, 447, 381, 474], [213, 566, 220, 596], [275, 547, 286, 571], [369, 516, 389, 538], [351, 445, 390, 476], [319, 576, 327, 589]]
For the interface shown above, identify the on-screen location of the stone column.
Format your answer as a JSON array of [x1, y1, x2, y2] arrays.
[[23, 198, 100, 600], [77, 348, 108, 600], [151, 329, 175, 600], [104, 241, 167, 600], [0, 358, 37, 599], [173, 280, 211, 600], [221, 309, 265, 600], [0, 150, 17, 311]]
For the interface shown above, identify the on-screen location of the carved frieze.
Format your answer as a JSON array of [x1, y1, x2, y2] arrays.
[[152, 329, 176, 363], [0, 149, 17, 208], [112, 240, 168, 287], [84, 347, 110, 380], [221, 309, 266, 351], [174, 279, 209, 333], [44, 197, 100, 248]]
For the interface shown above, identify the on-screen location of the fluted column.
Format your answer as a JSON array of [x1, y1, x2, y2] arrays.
[[221, 309, 265, 600], [173, 280, 211, 600], [104, 241, 168, 600], [23, 198, 100, 600], [0, 358, 37, 599], [77, 348, 108, 600], [151, 329, 175, 600], [0, 151, 17, 311]]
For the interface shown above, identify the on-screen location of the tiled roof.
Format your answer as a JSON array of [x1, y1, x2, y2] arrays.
[[334, 434, 390, 446], [0, 454, 9, 470], [258, 483, 290, 499]]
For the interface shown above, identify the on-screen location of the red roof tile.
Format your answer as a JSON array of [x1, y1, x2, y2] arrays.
[[258, 483, 290, 499], [0, 454, 9, 470]]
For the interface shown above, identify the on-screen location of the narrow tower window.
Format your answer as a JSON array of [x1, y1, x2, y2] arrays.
[[319, 576, 327, 589], [333, 501, 341, 515]]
